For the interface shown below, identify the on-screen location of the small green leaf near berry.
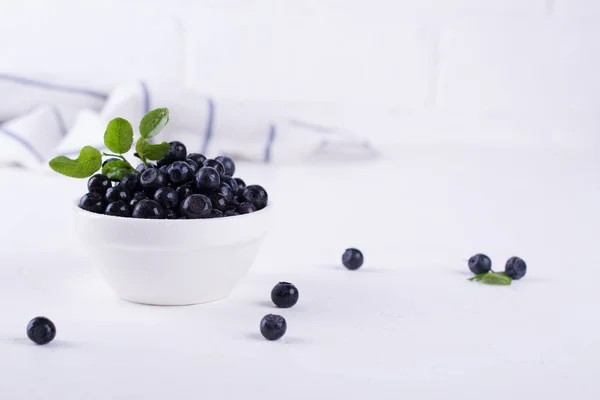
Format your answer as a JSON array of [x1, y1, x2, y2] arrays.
[[139, 108, 169, 139], [48, 146, 103, 178], [104, 117, 134, 154], [101, 159, 135, 180]]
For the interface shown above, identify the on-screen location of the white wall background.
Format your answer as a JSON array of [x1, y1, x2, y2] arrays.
[[0, 0, 598, 148]]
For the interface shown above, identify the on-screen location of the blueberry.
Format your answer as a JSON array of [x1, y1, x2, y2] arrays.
[[129, 192, 148, 208], [165, 209, 177, 219], [136, 163, 146, 173], [195, 166, 221, 193], [120, 173, 141, 192], [185, 159, 199, 173], [215, 156, 235, 176], [105, 200, 131, 217], [102, 157, 120, 167], [221, 175, 239, 195], [236, 202, 257, 214], [79, 192, 104, 214], [159, 164, 169, 173], [153, 187, 179, 210], [209, 209, 224, 218], [105, 185, 131, 203], [159, 141, 187, 165], [87, 174, 111, 195], [505, 256, 527, 280], [241, 185, 268, 210], [230, 195, 241, 208], [260, 314, 287, 341], [176, 183, 195, 200], [271, 282, 299, 308], [468, 254, 492, 275], [187, 153, 207, 166], [210, 193, 229, 212], [132, 199, 165, 219], [27, 317, 56, 345], [140, 168, 168, 195], [217, 183, 234, 202], [167, 161, 193, 185], [180, 194, 212, 219], [223, 210, 239, 217], [342, 248, 364, 270], [234, 178, 246, 193], [203, 159, 225, 176]]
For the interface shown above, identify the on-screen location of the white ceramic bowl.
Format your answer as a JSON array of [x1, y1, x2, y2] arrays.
[[73, 202, 271, 306]]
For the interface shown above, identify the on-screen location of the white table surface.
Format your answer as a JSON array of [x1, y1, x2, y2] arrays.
[[0, 147, 599, 399]]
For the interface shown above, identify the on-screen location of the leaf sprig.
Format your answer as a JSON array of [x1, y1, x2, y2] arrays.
[[49, 108, 171, 180], [468, 272, 512, 286]]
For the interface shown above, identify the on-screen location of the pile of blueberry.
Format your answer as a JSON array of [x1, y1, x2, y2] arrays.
[[468, 253, 527, 283], [79, 141, 268, 219]]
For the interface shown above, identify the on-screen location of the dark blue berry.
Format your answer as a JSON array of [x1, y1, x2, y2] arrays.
[[140, 168, 168, 195], [105, 201, 131, 217], [176, 183, 195, 200], [221, 175, 239, 195], [342, 248, 364, 270], [195, 166, 221, 193], [236, 202, 256, 214], [136, 163, 146, 173], [27, 317, 56, 345], [203, 159, 225, 176], [167, 161, 193, 185], [159, 164, 169, 173], [505, 257, 527, 280], [153, 187, 179, 210], [234, 178, 246, 193], [241, 185, 268, 210], [165, 209, 177, 219], [132, 199, 165, 219], [271, 282, 299, 308], [468, 254, 492, 275], [105, 185, 131, 203], [217, 183, 234, 202], [159, 141, 187, 165], [120, 173, 141, 192], [215, 156, 235, 176], [88, 174, 111, 195], [187, 153, 206, 166], [180, 194, 212, 219], [210, 193, 229, 211], [185, 159, 199, 173], [209, 209, 224, 218], [260, 314, 287, 341], [79, 192, 104, 214], [224, 210, 239, 217], [129, 192, 148, 208]]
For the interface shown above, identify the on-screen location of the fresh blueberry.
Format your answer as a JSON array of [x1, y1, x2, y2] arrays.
[[153, 187, 179, 210], [236, 202, 257, 214], [167, 161, 193, 185], [140, 168, 169, 195], [120, 173, 141, 192], [136, 163, 146, 173], [79, 192, 104, 214], [230, 195, 241, 208], [102, 157, 120, 167], [241, 185, 268, 210], [221, 175, 239, 195], [468, 254, 492, 275], [187, 153, 207, 166], [185, 159, 199, 173], [87, 174, 111, 195], [105, 200, 131, 217], [180, 194, 212, 219], [260, 314, 287, 341], [342, 248, 364, 270], [165, 209, 177, 219], [504, 257, 527, 280], [217, 183, 234, 202], [176, 183, 195, 200], [223, 210, 239, 217], [203, 159, 225, 176], [215, 156, 235, 176], [234, 178, 246, 193], [159, 141, 187, 165], [129, 192, 148, 208], [27, 317, 56, 345], [210, 193, 229, 211], [195, 166, 221, 193], [105, 185, 131, 203], [209, 209, 224, 218], [132, 199, 165, 219], [271, 282, 299, 308], [159, 164, 169, 173]]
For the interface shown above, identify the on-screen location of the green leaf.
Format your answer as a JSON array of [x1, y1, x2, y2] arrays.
[[136, 138, 170, 161], [102, 159, 135, 180], [469, 272, 512, 286], [104, 117, 134, 154], [139, 108, 169, 139], [48, 146, 102, 178]]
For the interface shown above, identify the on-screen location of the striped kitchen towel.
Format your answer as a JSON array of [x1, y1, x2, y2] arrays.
[[0, 75, 378, 170]]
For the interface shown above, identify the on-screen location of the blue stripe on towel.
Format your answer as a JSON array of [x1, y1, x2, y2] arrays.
[[140, 81, 150, 113], [264, 124, 276, 163], [201, 98, 215, 154], [0, 74, 108, 100], [0, 126, 44, 162], [49, 106, 68, 137], [288, 119, 336, 133]]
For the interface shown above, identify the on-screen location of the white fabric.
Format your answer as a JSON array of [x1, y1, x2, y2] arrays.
[[0, 75, 378, 170]]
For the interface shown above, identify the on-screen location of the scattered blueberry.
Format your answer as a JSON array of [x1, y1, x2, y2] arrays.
[[504, 257, 527, 280], [187, 153, 207, 166], [159, 141, 187, 165], [185, 159, 199, 173], [105, 200, 131, 217], [271, 282, 299, 308], [195, 166, 221, 192], [260, 314, 287, 341], [215, 156, 235, 176], [210, 193, 229, 212], [167, 161, 193, 185], [221, 175, 239, 195], [153, 187, 179, 210], [234, 178, 246, 193], [120, 173, 141, 192], [105, 185, 131, 203], [209, 209, 224, 218], [129, 192, 148, 208], [165, 209, 177, 219], [236, 202, 257, 214], [140, 168, 169, 195], [176, 183, 195, 200], [203, 159, 225, 176], [132, 199, 165, 219], [79, 192, 104, 214], [342, 248, 364, 270], [241, 185, 268, 210], [180, 194, 212, 219], [468, 254, 492, 275], [27, 317, 56, 345], [224, 210, 239, 217], [87, 174, 111, 195]]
